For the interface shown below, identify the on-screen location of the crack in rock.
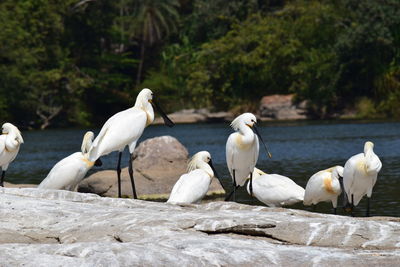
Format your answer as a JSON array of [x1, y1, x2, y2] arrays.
[[196, 224, 290, 244]]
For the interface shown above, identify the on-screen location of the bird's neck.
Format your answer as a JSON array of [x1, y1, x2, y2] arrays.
[[135, 101, 154, 126], [238, 124, 255, 144], [5, 132, 20, 152], [197, 161, 214, 178]]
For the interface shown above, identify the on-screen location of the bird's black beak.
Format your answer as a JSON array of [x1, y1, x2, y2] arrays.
[[151, 99, 175, 127], [252, 123, 272, 158], [209, 159, 226, 191]]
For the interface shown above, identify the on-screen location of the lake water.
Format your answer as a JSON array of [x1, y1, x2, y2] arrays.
[[6, 120, 400, 217]]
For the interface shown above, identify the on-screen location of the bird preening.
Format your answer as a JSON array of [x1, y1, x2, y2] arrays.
[[0, 123, 23, 187], [38, 131, 102, 191]]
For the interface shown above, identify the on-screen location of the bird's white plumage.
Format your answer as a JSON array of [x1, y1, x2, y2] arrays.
[[343, 141, 382, 206], [247, 168, 304, 207], [303, 166, 343, 208], [226, 113, 260, 187], [38, 132, 96, 191], [88, 88, 154, 162], [0, 123, 23, 171], [168, 151, 214, 204]]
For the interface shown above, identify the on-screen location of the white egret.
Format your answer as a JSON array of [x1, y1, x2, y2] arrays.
[[38, 131, 101, 191], [247, 168, 304, 207], [303, 166, 344, 214], [225, 113, 272, 201], [0, 123, 23, 186], [88, 88, 174, 198], [167, 151, 222, 204], [343, 141, 382, 217]]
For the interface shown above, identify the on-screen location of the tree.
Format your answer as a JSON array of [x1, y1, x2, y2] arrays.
[[129, 0, 180, 87]]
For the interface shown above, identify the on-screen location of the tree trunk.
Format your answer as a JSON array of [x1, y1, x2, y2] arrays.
[[136, 41, 145, 87]]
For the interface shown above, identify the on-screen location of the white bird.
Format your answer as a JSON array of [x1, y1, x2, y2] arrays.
[[38, 131, 101, 191], [343, 141, 382, 216], [0, 123, 23, 187], [167, 151, 221, 204], [88, 88, 174, 198], [247, 168, 304, 207], [303, 166, 344, 214], [225, 113, 271, 201]]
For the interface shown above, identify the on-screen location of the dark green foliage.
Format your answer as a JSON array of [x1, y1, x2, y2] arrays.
[[0, 0, 399, 128]]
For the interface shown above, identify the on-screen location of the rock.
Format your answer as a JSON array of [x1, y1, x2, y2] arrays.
[[4, 182, 36, 188], [1, 188, 400, 266], [259, 94, 307, 120], [154, 109, 234, 124], [78, 136, 225, 199]]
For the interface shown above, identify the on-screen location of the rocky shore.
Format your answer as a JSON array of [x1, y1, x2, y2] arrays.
[[153, 94, 309, 125], [1, 188, 399, 266]]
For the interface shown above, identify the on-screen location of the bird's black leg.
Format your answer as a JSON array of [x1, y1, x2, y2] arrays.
[[128, 153, 138, 199], [366, 197, 370, 217], [312, 204, 316, 212], [351, 194, 355, 217], [117, 152, 122, 198], [333, 207, 337, 215], [249, 171, 253, 196], [233, 170, 237, 202], [0, 170, 5, 187], [225, 170, 237, 202]]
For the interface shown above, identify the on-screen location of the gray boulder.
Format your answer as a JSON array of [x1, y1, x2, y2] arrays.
[[78, 136, 225, 199], [260, 94, 307, 120], [1, 188, 399, 266]]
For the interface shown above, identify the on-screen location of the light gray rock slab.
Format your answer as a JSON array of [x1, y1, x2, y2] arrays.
[[1, 188, 400, 266]]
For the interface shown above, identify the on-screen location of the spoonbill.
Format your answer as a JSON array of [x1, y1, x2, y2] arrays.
[[303, 166, 344, 214], [247, 168, 304, 207], [38, 131, 102, 191], [343, 141, 382, 217], [0, 123, 23, 187], [225, 113, 272, 201], [88, 88, 174, 198], [167, 151, 222, 204]]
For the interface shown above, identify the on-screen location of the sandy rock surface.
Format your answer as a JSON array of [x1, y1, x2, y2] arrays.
[[1, 188, 400, 266], [78, 136, 224, 199]]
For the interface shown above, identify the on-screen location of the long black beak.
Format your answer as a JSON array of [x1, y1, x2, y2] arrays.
[[253, 123, 272, 158], [209, 159, 227, 192], [151, 99, 175, 127]]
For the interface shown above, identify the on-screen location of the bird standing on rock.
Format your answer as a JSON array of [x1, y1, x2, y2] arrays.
[[167, 151, 223, 204], [0, 123, 23, 187], [303, 166, 344, 214], [225, 113, 272, 201], [343, 141, 382, 217], [247, 167, 304, 207], [38, 131, 102, 191], [88, 88, 174, 199]]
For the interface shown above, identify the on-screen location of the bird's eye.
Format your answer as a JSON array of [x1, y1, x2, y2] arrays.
[[251, 119, 254, 122]]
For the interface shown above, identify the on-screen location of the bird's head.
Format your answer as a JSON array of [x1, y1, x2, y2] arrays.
[[333, 165, 344, 180], [81, 131, 94, 155], [230, 113, 257, 131], [135, 88, 153, 108], [364, 141, 374, 154], [2, 123, 23, 144], [187, 151, 212, 172], [247, 167, 266, 180]]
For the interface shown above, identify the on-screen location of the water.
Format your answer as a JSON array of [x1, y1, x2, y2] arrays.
[[6, 121, 400, 217]]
